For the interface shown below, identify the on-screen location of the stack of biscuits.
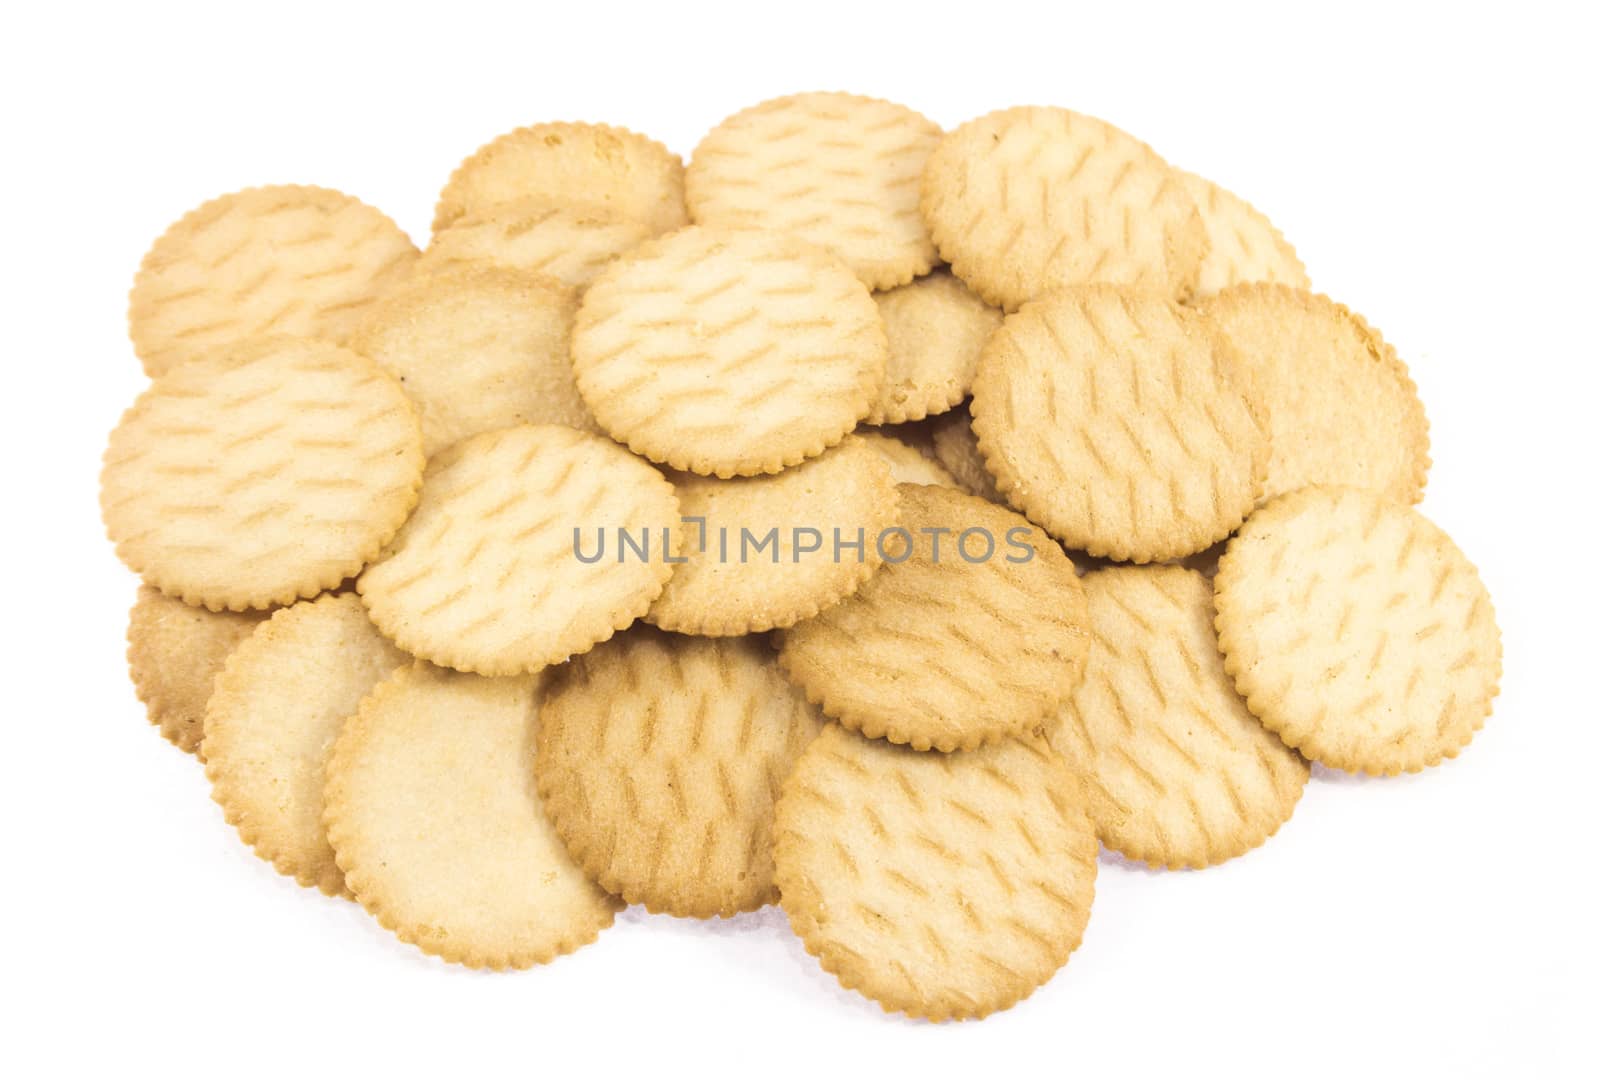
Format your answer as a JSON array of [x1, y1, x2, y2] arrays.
[[104, 94, 1501, 1021]]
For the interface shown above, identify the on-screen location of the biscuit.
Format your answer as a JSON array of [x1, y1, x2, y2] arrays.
[[416, 196, 653, 289], [126, 586, 267, 755], [971, 286, 1267, 562], [348, 265, 593, 456], [324, 663, 619, 968], [537, 628, 825, 917], [101, 337, 425, 611], [646, 436, 899, 636], [855, 430, 959, 488], [866, 270, 1004, 425], [1178, 171, 1309, 299], [778, 484, 1089, 751], [433, 122, 687, 236], [128, 185, 417, 377], [921, 106, 1204, 310], [774, 725, 1098, 1021], [1047, 566, 1308, 869], [687, 92, 942, 290], [572, 226, 886, 477], [1200, 284, 1430, 504], [928, 407, 1004, 502], [204, 593, 406, 896], [1214, 486, 1501, 776], [358, 424, 680, 675]]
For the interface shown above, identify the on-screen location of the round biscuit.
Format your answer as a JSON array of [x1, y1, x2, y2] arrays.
[[971, 286, 1267, 562], [1178, 170, 1310, 299], [416, 196, 653, 289], [687, 92, 942, 289], [324, 663, 619, 969], [348, 265, 594, 456], [1200, 283, 1430, 504], [778, 483, 1090, 752], [1214, 486, 1501, 776], [433, 122, 686, 236], [774, 725, 1098, 1022], [571, 226, 887, 477], [646, 436, 900, 636], [867, 270, 1003, 425], [920, 106, 1204, 310], [1047, 566, 1309, 869], [537, 628, 825, 917], [358, 424, 680, 676], [101, 337, 425, 611], [128, 185, 417, 378], [204, 593, 407, 896]]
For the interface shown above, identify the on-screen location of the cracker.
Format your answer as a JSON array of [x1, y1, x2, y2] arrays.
[[1178, 171, 1309, 299], [1214, 486, 1501, 776], [571, 226, 886, 477], [126, 585, 267, 756], [854, 430, 959, 488], [686, 92, 942, 290], [101, 337, 425, 611], [774, 725, 1097, 1021], [866, 270, 1004, 425], [1047, 566, 1308, 869], [537, 628, 825, 917], [1200, 284, 1430, 504], [324, 663, 619, 968], [433, 122, 687, 236], [778, 484, 1089, 751], [920, 106, 1204, 310], [646, 436, 899, 636], [416, 196, 653, 289], [128, 185, 417, 377], [348, 265, 594, 456], [971, 286, 1267, 562], [928, 407, 1004, 502], [204, 593, 406, 896], [358, 424, 680, 675]]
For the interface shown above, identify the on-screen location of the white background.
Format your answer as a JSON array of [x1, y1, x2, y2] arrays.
[[4, 2, 1594, 1076]]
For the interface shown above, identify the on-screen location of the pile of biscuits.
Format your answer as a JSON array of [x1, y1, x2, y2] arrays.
[[104, 94, 1501, 1022]]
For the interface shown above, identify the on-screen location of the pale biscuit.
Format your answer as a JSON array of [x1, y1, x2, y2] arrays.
[[348, 265, 594, 456], [866, 270, 1004, 425], [433, 122, 687, 236], [572, 226, 886, 477], [1200, 284, 1430, 504], [1179, 170, 1310, 299], [129, 185, 417, 377], [416, 196, 653, 289], [204, 593, 406, 896], [778, 484, 1089, 751], [971, 286, 1267, 562], [537, 629, 825, 917], [854, 430, 959, 488], [928, 408, 1004, 502], [774, 725, 1098, 1021], [1214, 486, 1501, 776], [921, 106, 1204, 310], [324, 663, 619, 968], [127, 586, 267, 755], [101, 337, 425, 611], [1047, 566, 1308, 869], [358, 424, 680, 676], [687, 92, 942, 290], [646, 436, 899, 636]]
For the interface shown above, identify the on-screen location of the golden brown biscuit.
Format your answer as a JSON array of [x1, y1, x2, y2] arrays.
[[774, 725, 1098, 1021], [928, 407, 1005, 502], [417, 196, 653, 288], [128, 185, 417, 377], [778, 484, 1089, 751], [537, 629, 825, 917], [1047, 566, 1308, 869], [325, 663, 619, 968], [867, 270, 1003, 425], [1179, 170, 1309, 299], [101, 337, 424, 611]]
